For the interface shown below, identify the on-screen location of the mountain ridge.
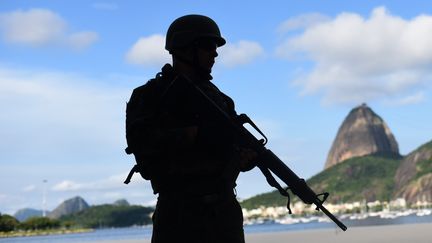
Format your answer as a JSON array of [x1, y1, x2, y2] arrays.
[[13, 197, 135, 222], [394, 140, 432, 204]]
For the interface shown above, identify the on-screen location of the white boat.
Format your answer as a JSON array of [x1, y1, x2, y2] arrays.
[[416, 209, 432, 217]]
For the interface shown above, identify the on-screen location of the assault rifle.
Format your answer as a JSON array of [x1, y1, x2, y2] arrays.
[[162, 75, 348, 231]]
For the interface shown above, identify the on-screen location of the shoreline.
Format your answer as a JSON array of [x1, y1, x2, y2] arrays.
[[95, 223, 432, 243], [0, 228, 93, 238]]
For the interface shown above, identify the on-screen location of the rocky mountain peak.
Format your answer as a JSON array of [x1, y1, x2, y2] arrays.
[[48, 196, 89, 219], [324, 103, 400, 169]]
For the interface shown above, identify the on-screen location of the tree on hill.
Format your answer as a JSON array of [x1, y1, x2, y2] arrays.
[[0, 214, 20, 232], [20, 217, 61, 231], [308, 155, 401, 203], [1, 214, 66, 232]]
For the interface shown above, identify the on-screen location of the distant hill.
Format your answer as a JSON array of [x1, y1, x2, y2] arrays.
[[12, 197, 154, 229], [241, 155, 401, 210], [241, 139, 432, 210], [60, 204, 153, 228], [48, 196, 89, 219], [113, 199, 130, 207], [13, 208, 44, 222]]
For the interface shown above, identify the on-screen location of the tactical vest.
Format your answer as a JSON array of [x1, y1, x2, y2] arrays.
[[125, 64, 239, 195]]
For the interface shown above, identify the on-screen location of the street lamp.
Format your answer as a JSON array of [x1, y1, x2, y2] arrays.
[[42, 179, 47, 217]]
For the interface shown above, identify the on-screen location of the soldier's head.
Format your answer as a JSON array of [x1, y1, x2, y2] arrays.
[[165, 14, 225, 79]]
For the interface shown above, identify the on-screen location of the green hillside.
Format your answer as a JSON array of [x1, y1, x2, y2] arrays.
[[308, 155, 400, 202], [241, 155, 401, 210], [60, 204, 154, 228], [240, 188, 287, 210]]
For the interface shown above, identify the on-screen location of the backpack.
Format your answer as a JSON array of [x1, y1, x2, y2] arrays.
[[123, 76, 162, 184]]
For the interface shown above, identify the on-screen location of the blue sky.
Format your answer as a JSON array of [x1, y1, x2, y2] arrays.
[[1, 1, 431, 215]]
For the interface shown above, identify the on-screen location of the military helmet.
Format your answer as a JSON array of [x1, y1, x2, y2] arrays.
[[165, 14, 226, 52]]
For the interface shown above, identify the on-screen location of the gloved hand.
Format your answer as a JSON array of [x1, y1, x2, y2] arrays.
[[233, 146, 258, 172]]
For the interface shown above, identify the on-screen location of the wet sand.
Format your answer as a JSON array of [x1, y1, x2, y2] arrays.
[[97, 223, 432, 243]]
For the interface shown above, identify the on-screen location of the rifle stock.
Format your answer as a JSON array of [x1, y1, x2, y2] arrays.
[[164, 75, 348, 231]]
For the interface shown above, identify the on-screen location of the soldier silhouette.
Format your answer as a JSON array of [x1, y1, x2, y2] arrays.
[[125, 14, 257, 243]]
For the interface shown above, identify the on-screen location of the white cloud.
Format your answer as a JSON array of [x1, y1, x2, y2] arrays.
[[125, 34, 171, 67], [391, 91, 426, 105], [67, 31, 99, 50], [52, 180, 82, 191], [0, 8, 98, 49], [218, 40, 264, 67], [277, 6, 432, 105], [125, 36, 263, 68], [0, 8, 65, 45], [277, 13, 331, 33], [51, 172, 135, 192]]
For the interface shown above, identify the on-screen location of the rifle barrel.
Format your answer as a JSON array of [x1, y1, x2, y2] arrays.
[[261, 149, 348, 231], [315, 200, 348, 231]]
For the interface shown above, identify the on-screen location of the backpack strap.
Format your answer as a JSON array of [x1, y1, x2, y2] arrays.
[[124, 164, 139, 184]]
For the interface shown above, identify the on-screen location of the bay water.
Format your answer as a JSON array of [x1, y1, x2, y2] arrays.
[[1, 212, 431, 243]]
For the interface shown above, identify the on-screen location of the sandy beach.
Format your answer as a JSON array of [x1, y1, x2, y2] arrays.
[[97, 223, 432, 243]]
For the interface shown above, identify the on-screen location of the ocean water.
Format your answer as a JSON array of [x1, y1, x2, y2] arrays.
[[1, 212, 431, 243]]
